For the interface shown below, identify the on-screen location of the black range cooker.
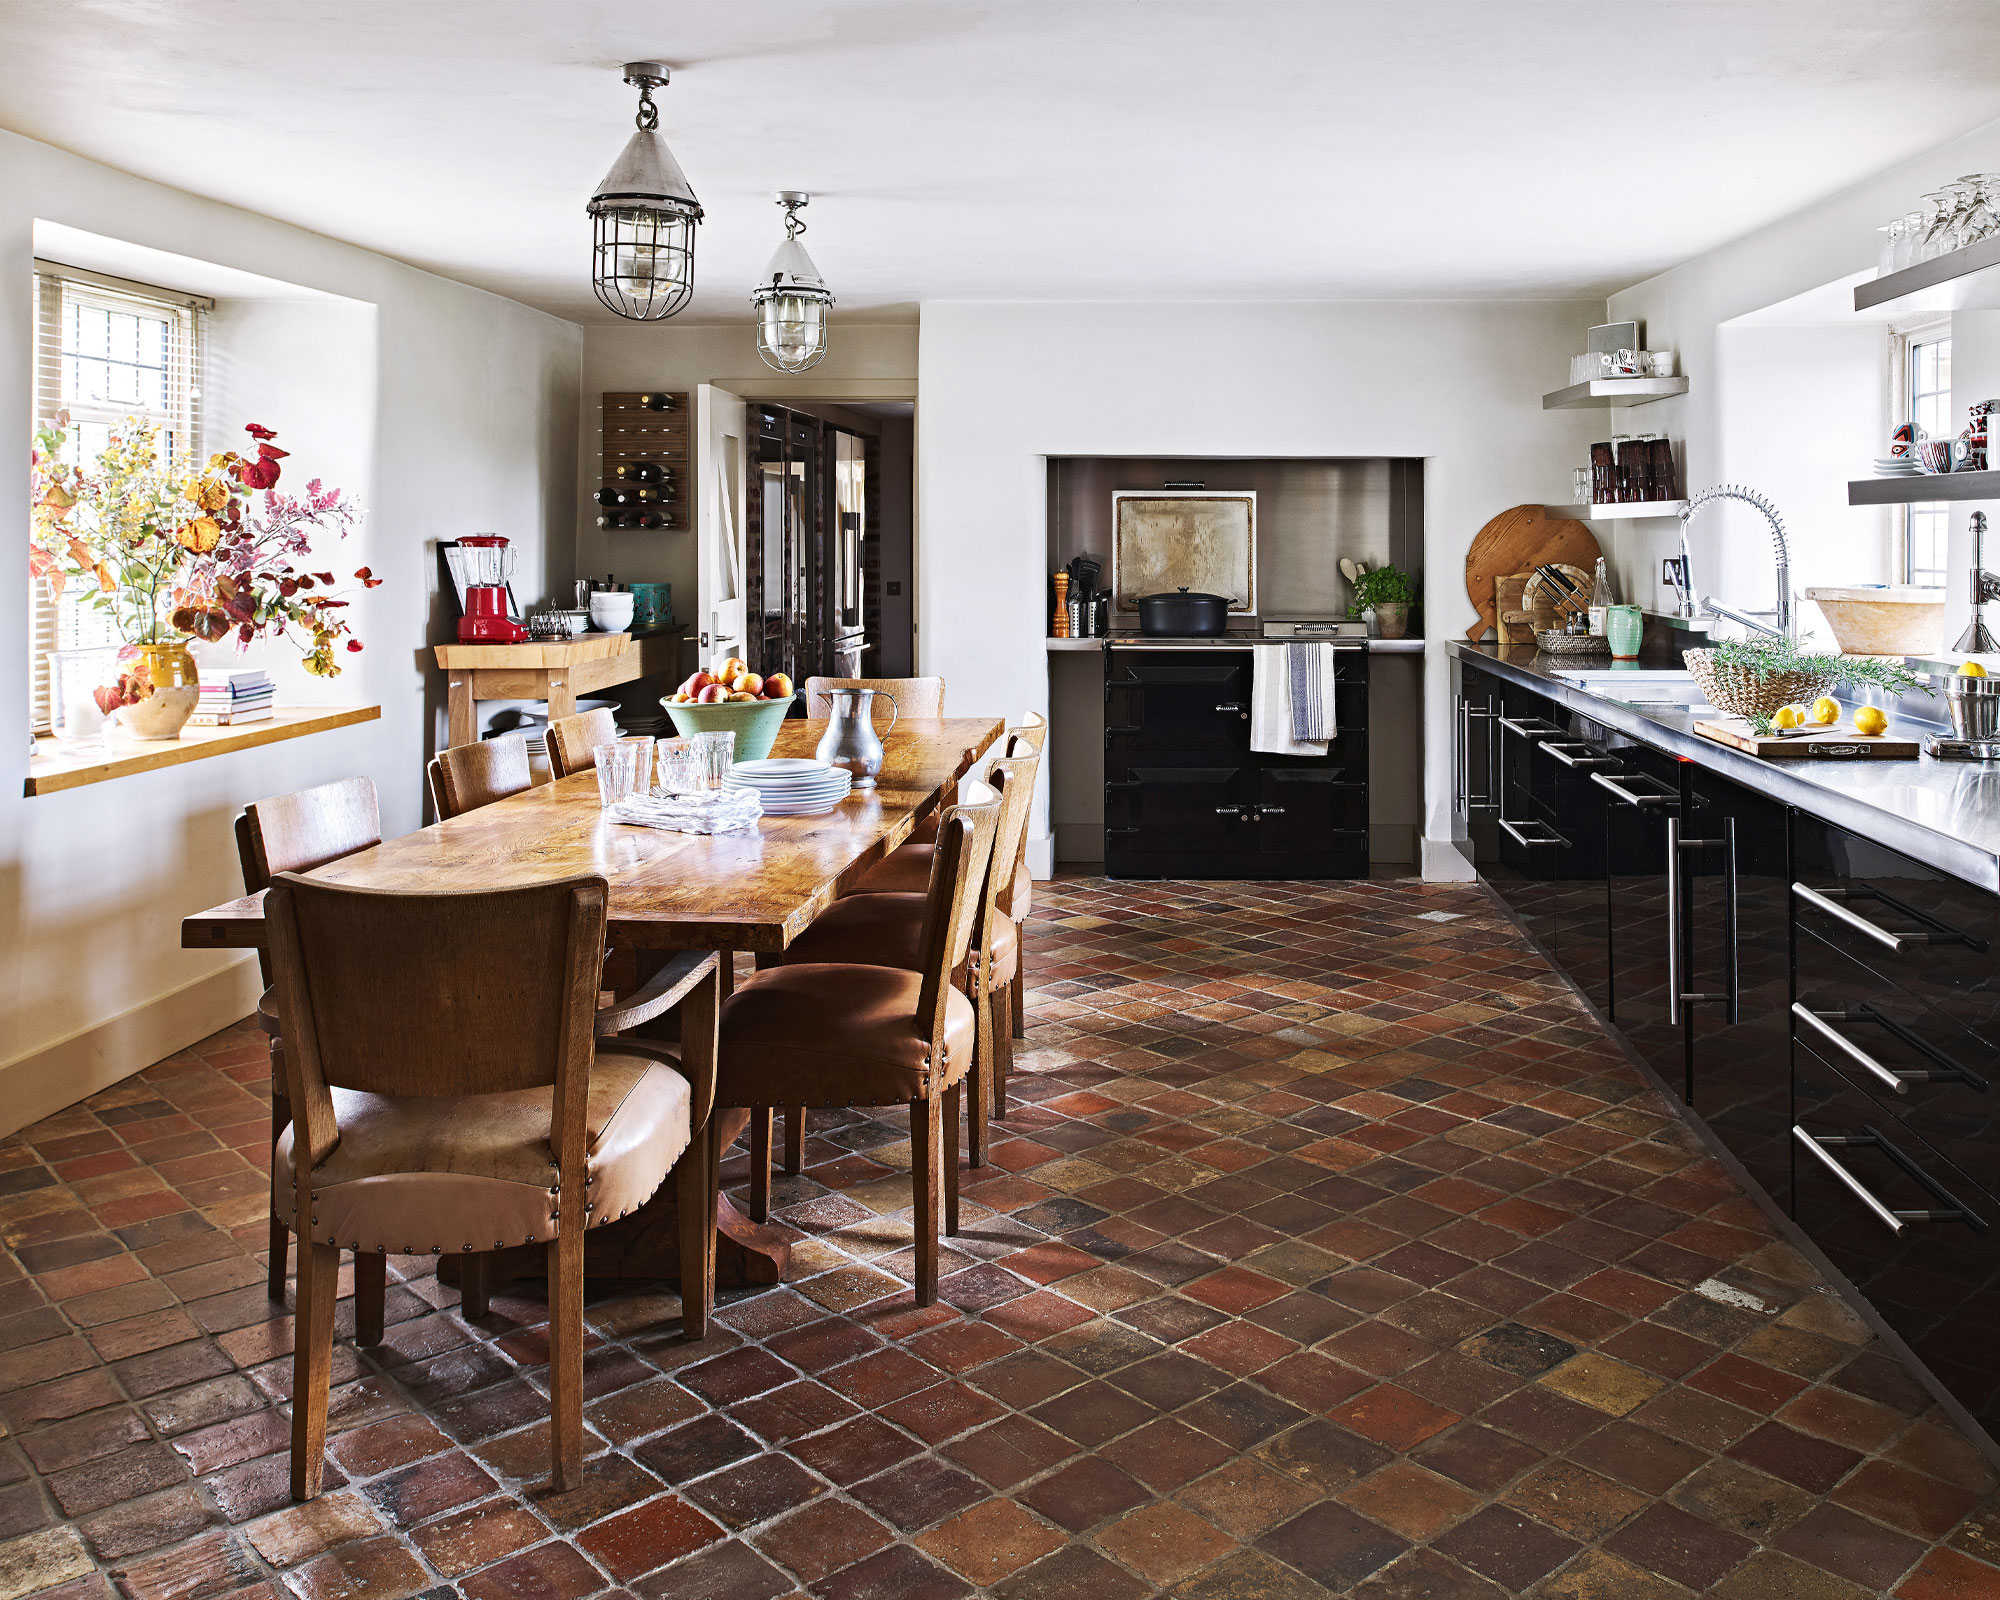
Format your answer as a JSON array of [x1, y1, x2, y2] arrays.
[[1102, 621, 1369, 879]]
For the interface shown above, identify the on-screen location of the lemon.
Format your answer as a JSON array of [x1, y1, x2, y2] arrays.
[[1772, 704, 1804, 730], [1961, 661, 1989, 678], [1854, 705, 1889, 736], [1810, 697, 1840, 726]]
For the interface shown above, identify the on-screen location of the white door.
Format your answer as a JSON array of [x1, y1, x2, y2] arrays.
[[695, 383, 747, 670]]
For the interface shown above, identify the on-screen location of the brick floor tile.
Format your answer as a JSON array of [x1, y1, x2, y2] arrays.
[[578, 1494, 725, 1582], [1833, 1458, 1981, 1542], [1671, 1455, 1817, 1540], [1328, 1384, 1460, 1451], [243, 1492, 383, 1567], [848, 1456, 988, 1533], [1707, 1548, 1873, 1600], [753, 1496, 896, 1583], [457, 1539, 606, 1600], [1339, 1458, 1483, 1542], [285, 1534, 433, 1600], [990, 1543, 1151, 1600], [106, 1527, 259, 1600], [915, 1499, 1063, 1586], [1098, 1501, 1238, 1586], [812, 1542, 971, 1600], [1257, 1499, 1408, 1591], [1897, 1546, 2000, 1599]]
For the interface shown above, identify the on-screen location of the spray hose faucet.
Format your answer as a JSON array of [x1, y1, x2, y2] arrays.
[[1668, 484, 1792, 641]]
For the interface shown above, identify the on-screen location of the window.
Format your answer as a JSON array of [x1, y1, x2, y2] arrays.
[[28, 264, 207, 732], [1902, 327, 1951, 587]]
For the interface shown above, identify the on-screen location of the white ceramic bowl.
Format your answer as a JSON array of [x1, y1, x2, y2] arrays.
[[588, 591, 635, 632]]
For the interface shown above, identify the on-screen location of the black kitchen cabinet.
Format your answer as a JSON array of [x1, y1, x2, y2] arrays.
[[1104, 646, 1367, 879], [1600, 742, 1686, 1092]]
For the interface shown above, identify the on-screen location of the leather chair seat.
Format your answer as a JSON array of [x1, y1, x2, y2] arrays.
[[782, 893, 1017, 985], [274, 1048, 689, 1254], [717, 964, 977, 1109]]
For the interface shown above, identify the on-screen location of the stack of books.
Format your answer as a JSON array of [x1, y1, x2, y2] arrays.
[[189, 670, 274, 726]]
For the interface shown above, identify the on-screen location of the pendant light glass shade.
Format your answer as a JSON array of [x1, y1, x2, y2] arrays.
[[588, 64, 702, 321], [753, 192, 833, 373]]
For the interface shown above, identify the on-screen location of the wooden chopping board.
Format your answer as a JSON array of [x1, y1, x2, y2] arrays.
[[1464, 505, 1603, 642], [1694, 717, 1918, 760]]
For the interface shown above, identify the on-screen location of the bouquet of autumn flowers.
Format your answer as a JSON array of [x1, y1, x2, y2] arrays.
[[169, 424, 379, 678]]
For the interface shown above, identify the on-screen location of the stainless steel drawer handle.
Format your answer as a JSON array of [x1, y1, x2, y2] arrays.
[[1541, 741, 1621, 770], [1498, 817, 1569, 849], [1214, 703, 1247, 716], [1257, 805, 1286, 817], [1214, 806, 1244, 818], [1591, 771, 1668, 807], [1497, 716, 1560, 740], [1792, 1123, 1985, 1235], [1792, 1003, 1909, 1096], [1791, 883, 1922, 953]]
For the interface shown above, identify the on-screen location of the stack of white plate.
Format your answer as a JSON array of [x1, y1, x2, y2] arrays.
[[1873, 456, 1923, 477], [725, 757, 854, 816]]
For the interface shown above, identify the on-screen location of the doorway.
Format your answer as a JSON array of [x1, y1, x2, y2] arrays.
[[741, 399, 914, 684]]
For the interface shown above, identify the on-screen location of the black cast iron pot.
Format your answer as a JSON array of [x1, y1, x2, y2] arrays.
[[1137, 588, 1231, 637]]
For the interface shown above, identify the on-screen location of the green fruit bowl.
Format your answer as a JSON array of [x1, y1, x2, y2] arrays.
[[661, 696, 795, 762]]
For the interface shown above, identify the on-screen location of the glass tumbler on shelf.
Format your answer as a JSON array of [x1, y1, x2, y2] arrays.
[[1572, 467, 1591, 504], [593, 741, 643, 807], [692, 730, 736, 789]]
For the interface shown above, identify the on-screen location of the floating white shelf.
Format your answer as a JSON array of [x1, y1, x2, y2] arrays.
[[1848, 471, 2000, 506], [1854, 235, 2000, 313], [1541, 377, 1689, 410], [1545, 501, 1687, 522]]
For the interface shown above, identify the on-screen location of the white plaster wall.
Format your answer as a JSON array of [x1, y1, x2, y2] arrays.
[[574, 321, 918, 662], [0, 128, 580, 1130], [912, 299, 1603, 868]]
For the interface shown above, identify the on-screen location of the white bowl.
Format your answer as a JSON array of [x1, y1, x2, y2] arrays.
[[588, 592, 635, 632]]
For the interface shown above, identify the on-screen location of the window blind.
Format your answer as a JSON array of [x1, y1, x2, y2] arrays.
[[29, 263, 208, 732]]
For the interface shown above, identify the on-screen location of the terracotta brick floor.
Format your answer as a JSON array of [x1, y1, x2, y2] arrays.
[[5, 877, 2000, 1599]]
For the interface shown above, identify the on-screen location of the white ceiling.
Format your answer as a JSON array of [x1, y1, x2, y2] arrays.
[[6, 1, 2000, 324]]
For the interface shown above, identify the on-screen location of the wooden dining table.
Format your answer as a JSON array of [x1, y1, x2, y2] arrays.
[[181, 715, 1003, 1290]]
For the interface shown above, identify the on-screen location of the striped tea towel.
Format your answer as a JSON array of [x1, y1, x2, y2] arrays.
[[1288, 642, 1338, 742], [1251, 646, 1325, 756]]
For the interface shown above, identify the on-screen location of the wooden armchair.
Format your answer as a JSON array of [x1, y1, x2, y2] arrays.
[[265, 872, 718, 1498], [428, 732, 532, 820], [546, 708, 622, 780]]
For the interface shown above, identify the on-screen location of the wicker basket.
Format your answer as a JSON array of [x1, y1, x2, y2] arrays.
[[1683, 649, 1835, 719], [1536, 630, 1611, 656]]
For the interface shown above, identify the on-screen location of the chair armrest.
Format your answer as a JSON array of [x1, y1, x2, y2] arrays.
[[594, 951, 719, 1037]]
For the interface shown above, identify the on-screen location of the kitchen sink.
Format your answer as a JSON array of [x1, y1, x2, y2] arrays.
[[1552, 669, 1715, 716]]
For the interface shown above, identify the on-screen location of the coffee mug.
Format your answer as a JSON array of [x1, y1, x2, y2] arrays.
[[1921, 439, 1957, 474]]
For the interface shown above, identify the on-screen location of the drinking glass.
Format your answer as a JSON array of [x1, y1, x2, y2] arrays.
[[593, 741, 642, 806], [656, 736, 700, 794], [622, 735, 655, 796], [692, 730, 736, 789]]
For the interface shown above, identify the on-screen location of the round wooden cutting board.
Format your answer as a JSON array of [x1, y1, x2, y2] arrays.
[[1463, 505, 1604, 642]]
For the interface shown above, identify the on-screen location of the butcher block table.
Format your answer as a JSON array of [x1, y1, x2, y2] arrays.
[[433, 626, 687, 750], [183, 715, 1002, 1291]]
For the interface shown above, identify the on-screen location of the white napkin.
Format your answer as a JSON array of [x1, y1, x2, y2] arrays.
[[1251, 644, 1327, 755], [606, 787, 763, 834]]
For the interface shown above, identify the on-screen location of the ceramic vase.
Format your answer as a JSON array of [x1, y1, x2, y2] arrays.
[[121, 642, 201, 740]]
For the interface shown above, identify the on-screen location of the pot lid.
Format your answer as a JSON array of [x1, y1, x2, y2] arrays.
[[1139, 589, 1230, 603]]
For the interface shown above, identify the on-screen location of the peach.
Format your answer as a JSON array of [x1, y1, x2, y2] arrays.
[[728, 690, 758, 702]]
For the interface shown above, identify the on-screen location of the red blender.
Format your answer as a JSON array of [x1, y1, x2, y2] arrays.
[[455, 535, 528, 643]]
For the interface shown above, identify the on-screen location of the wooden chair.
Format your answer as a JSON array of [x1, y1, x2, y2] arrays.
[[804, 675, 945, 724], [546, 708, 622, 780], [715, 779, 999, 1306], [428, 732, 532, 821], [233, 778, 382, 1305], [770, 753, 1036, 1174], [265, 871, 719, 1499]]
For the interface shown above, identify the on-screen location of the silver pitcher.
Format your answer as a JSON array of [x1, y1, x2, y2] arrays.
[[814, 687, 898, 788]]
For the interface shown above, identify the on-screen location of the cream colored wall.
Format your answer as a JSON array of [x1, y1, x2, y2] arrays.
[[0, 128, 581, 1135]]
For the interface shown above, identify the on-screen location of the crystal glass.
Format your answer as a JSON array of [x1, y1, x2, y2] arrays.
[[621, 735, 655, 795], [655, 736, 700, 794], [593, 740, 643, 806], [692, 730, 736, 789]]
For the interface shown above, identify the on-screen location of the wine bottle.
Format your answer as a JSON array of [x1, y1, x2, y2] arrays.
[[630, 461, 660, 484], [1588, 557, 1615, 636], [633, 485, 660, 503], [592, 487, 621, 507], [637, 392, 672, 411], [634, 510, 664, 530]]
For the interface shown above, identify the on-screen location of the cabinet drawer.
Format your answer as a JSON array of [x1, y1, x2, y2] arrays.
[[1104, 652, 1252, 754], [1790, 1050, 2000, 1430], [1793, 820, 1999, 1013], [1254, 762, 1367, 845]]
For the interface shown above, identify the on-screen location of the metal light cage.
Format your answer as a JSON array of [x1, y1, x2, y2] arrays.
[[587, 64, 703, 322], [753, 192, 833, 373]]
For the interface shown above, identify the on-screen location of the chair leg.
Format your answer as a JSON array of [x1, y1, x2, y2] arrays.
[[784, 1106, 806, 1175], [547, 1222, 586, 1492], [267, 1045, 290, 1301], [289, 1239, 338, 1501], [969, 984, 991, 1169], [911, 1094, 944, 1306], [1012, 970, 1026, 1039], [460, 1253, 490, 1320], [676, 1123, 711, 1342], [991, 980, 1014, 1121], [943, 1084, 961, 1238], [353, 1251, 386, 1345], [748, 1108, 774, 1224]]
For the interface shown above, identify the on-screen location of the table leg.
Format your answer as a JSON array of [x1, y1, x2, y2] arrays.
[[446, 674, 476, 750], [545, 673, 576, 724]]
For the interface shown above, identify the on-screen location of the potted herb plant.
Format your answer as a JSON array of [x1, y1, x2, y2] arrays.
[[1352, 563, 1421, 640]]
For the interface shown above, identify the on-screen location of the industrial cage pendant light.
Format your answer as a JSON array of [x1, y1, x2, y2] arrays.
[[587, 62, 703, 320], [752, 192, 834, 372]]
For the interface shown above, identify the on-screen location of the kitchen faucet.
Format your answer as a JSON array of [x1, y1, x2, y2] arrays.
[[1665, 483, 1792, 641], [1956, 510, 2000, 654]]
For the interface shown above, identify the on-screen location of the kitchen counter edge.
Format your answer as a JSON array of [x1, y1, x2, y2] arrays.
[[1451, 640, 2000, 894]]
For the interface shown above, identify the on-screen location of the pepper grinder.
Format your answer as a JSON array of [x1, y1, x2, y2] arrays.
[[1956, 510, 2000, 654], [1052, 571, 1071, 639]]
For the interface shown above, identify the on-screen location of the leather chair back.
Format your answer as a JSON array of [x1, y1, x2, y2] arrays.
[[430, 733, 532, 820], [804, 676, 945, 724], [546, 708, 621, 779], [266, 873, 608, 1102], [236, 777, 383, 985]]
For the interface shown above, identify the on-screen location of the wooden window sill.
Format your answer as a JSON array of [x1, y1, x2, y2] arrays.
[[25, 706, 381, 796]]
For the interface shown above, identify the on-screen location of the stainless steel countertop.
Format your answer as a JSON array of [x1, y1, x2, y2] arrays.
[[1048, 636, 1421, 653], [1452, 641, 2000, 893]]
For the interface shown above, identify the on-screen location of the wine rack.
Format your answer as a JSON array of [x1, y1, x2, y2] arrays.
[[596, 391, 690, 531]]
